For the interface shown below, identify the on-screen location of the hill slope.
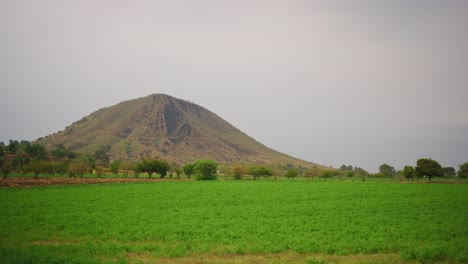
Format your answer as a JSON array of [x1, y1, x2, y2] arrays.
[[37, 94, 324, 168]]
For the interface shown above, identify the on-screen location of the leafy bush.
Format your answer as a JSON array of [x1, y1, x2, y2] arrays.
[[194, 159, 218, 180]]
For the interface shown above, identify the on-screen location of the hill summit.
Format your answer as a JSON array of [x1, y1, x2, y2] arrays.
[[38, 94, 322, 167]]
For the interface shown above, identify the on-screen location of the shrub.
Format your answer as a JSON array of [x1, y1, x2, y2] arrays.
[[194, 159, 218, 180]]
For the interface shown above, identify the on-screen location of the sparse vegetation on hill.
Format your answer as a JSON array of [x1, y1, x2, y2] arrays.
[[35, 94, 325, 169]]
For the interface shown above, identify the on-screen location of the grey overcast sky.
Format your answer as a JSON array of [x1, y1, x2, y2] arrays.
[[1, 0, 467, 172]]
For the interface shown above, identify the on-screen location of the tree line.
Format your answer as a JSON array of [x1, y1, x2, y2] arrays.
[[1, 140, 467, 181], [339, 159, 468, 182]]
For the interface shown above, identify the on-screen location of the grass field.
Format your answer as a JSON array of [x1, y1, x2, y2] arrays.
[[0, 181, 467, 263]]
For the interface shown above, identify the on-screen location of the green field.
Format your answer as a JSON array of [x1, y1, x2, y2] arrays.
[[0, 181, 467, 263]]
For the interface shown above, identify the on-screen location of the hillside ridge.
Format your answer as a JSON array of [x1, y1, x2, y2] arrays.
[[37, 94, 325, 168]]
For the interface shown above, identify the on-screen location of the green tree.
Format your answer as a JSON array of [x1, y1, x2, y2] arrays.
[[340, 165, 353, 171], [175, 167, 183, 178], [139, 159, 170, 178], [232, 164, 248, 180], [95, 166, 105, 178], [442, 167, 456, 178], [183, 163, 195, 179], [249, 165, 273, 180], [284, 167, 299, 179], [354, 167, 369, 179], [94, 149, 110, 167], [133, 162, 140, 178], [110, 160, 121, 177], [304, 166, 319, 180], [119, 160, 134, 178], [51, 144, 77, 160], [0, 158, 11, 179], [458, 162, 468, 179], [67, 159, 90, 178], [168, 162, 179, 179], [402, 165, 415, 182], [25, 144, 48, 161], [319, 170, 333, 180], [379, 164, 396, 178], [194, 159, 218, 180], [27, 160, 53, 178], [55, 162, 68, 177], [415, 158, 443, 182]]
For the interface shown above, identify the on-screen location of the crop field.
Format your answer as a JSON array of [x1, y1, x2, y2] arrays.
[[0, 181, 467, 263]]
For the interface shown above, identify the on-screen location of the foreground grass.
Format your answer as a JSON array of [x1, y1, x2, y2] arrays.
[[0, 181, 467, 263]]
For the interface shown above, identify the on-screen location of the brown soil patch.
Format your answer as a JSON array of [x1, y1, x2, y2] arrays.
[[126, 252, 410, 264], [0, 177, 191, 188]]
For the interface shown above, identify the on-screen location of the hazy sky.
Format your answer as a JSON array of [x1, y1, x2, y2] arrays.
[[1, 1, 467, 172]]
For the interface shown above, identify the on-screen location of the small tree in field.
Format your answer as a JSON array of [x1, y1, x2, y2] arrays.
[[110, 160, 121, 177], [0, 159, 11, 179], [55, 162, 68, 177], [95, 166, 105, 178], [139, 159, 169, 178], [232, 164, 248, 180], [402, 165, 415, 182], [27, 160, 53, 179], [320, 170, 333, 180], [442, 167, 456, 178], [285, 167, 299, 180], [119, 160, 134, 178], [457, 162, 468, 179], [183, 163, 195, 179], [194, 159, 218, 180], [304, 166, 319, 181], [249, 165, 273, 180], [415, 158, 443, 182], [68, 159, 90, 178]]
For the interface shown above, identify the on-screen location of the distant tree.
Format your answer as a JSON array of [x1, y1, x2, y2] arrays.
[[94, 149, 110, 167], [415, 158, 443, 182], [119, 160, 134, 178], [340, 165, 353, 171], [133, 163, 140, 178], [0, 158, 11, 179], [6, 140, 20, 153], [304, 166, 319, 180], [194, 159, 218, 180], [25, 144, 48, 161], [84, 154, 96, 173], [67, 159, 90, 178], [175, 167, 183, 178], [319, 170, 333, 180], [183, 163, 195, 179], [402, 165, 415, 182], [110, 160, 121, 177], [249, 165, 273, 180], [168, 162, 179, 179], [232, 164, 248, 180], [379, 164, 396, 178], [95, 166, 105, 178], [55, 162, 68, 177], [458, 162, 468, 179], [139, 159, 170, 178], [284, 167, 299, 179], [272, 164, 284, 180], [346, 171, 355, 178], [354, 167, 369, 178], [51, 144, 77, 160], [442, 167, 456, 178], [27, 160, 53, 178]]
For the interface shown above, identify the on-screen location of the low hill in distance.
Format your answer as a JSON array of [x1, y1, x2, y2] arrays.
[[37, 94, 326, 169]]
